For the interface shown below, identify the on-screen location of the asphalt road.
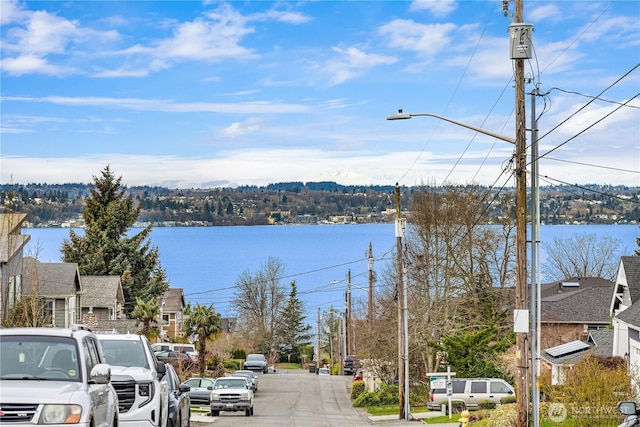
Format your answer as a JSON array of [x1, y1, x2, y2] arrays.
[[190, 369, 373, 426]]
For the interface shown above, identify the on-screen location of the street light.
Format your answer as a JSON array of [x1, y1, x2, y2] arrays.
[[387, 109, 530, 425]]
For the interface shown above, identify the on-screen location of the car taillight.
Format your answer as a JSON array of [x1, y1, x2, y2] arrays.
[[430, 393, 433, 401]]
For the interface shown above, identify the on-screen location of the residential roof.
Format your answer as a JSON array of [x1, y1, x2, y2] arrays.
[[160, 288, 185, 312], [541, 278, 614, 324], [615, 299, 640, 328], [620, 257, 640, 305], [22, 257, 81, 297], [81, 275, 124, 309], [588, 329, 614, 357]]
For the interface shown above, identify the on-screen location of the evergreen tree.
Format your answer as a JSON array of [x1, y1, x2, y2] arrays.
[[277, 281, 312, 363], [61, 166, 168, 314]]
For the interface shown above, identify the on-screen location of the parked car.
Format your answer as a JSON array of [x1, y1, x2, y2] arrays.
[[97, 332, 169, 427], [318, 367, 331, 376], [343, 355, 360, 375], [0, 325, 119, 426], [234, 370, 259, 391], [243, 353, 268, 374], [428, 378, 514, 411], [164, 364, 191, 427], [210, 376, 254, 417], [618, 401, 640, 427], [155, 351, 193, 369], [152, 343, 198, 363], [181, 377, 215, 405]]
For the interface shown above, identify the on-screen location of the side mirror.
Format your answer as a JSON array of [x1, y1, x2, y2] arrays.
[[618, 401, 637, 415], [156, 361, 166, 380], [90, 363, 111, 384]]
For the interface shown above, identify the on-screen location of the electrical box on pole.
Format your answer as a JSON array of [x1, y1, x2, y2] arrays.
[[508, 23, 534, 59]]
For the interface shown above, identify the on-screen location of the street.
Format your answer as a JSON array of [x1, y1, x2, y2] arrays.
[[191, 369, 373, 426]]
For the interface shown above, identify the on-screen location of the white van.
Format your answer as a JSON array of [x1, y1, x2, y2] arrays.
[[428, 377, 514, 410], [151, 343, 198, 362]]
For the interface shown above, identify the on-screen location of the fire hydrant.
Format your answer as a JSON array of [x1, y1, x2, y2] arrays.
[[458, 409, 470, 427]]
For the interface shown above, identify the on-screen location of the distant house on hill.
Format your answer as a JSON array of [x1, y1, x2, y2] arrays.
[[539, 276, 614, 349], [21, 257, 82, 327]]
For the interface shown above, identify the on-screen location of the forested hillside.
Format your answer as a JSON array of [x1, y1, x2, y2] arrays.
[[1, 181, 638, 227]]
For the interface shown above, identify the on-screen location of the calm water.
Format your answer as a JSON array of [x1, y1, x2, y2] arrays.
[[24, 224, 638, 318]]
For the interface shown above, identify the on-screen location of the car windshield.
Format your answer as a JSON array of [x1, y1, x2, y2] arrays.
[[100, 339, 149, 368], [0, 335, 81, 382], [214, 379, 248, 389], [247, 355, 264, 361]]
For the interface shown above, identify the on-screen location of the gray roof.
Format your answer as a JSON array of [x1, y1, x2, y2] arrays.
[[588, 329, 614, 357], [621, 257, 640, 304], [541, 278, 614, 324], [615, 299, 640, 328], [22, 257, 81, 297], [81, 276, 124, 309], [160, 288, 185, 313]]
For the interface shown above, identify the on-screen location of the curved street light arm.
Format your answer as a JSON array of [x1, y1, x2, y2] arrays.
[[387, 111, 515, 144]]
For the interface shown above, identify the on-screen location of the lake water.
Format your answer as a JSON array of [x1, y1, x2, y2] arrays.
[[23, 224, 638, 319]]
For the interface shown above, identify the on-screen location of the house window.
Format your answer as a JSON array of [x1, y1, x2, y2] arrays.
[[7, 275, 21, 308], [43, 300, 54, 325]]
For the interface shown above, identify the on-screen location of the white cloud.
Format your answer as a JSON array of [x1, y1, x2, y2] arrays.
[[219, 117, 265, 137], [1, 95, 311, 114], [324, 46, 396, 85], [528, 4, 561, 22], [409, 0, 457, 17], [0, 55, 77, 77], [378, 19, 456, 57]]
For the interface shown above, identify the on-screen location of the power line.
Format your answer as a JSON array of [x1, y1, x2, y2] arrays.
[[542, 156, 640, 175], [540, 175, 640, 205]]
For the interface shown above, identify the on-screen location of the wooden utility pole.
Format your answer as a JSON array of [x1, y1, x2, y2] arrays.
[[368, 242, 374, 324], [347, 269, 352, 355], [317, 307, 321, 371], [395, 184, 406, 420], [513, 0, 529, 425]]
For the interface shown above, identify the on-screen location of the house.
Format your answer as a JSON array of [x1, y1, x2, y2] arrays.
[[539, 276, 614, 349], [80, 275, 124, 321], [611, 257, 640, 368], [158, 288, 186, 341], [21, 257, 82, 328], [0, 213, 31, 320], [540, 329, 614, 385]]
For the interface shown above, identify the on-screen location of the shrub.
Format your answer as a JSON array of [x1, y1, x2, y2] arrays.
[[352, 383, 399, 407], [479, 400, 497, 410], [224, 360, 242, 371], [487, 403, 517, 427], [350, 381, 365, 400], [500, 395, 516, 404]]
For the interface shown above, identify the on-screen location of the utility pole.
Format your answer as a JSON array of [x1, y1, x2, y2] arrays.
[[395, 183, 407, 420], [512, 0, 529, 425], [530, 85, 541, 427], [368, 242, 374, 324], [317, 307, 321, 371], [345, 270, 352, 356]]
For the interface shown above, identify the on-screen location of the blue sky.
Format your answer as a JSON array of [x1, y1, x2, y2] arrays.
[[1, 0, 639, 189]]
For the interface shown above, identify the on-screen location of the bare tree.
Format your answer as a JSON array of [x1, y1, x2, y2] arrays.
[[231, 257, 287, 364], [542, 233, 623, 281], [404, 185, 516, 376]]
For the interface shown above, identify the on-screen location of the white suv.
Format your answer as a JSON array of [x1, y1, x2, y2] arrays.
[[97, 333, 168, 427], [0, 325, 119, 426]]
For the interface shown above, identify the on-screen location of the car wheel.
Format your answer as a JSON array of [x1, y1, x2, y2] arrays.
[[245, 408, 251, 417], [168, 418, 175, 427], [251, 407, 254, 416], [211, 410, 219, 416]]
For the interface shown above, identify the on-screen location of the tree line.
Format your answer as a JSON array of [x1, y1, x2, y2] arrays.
[[2, 181, 638, 227]]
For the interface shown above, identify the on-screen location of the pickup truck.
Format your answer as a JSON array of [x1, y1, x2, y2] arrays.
[[98, 333, 168, 427], [210, 376, 254, 417]]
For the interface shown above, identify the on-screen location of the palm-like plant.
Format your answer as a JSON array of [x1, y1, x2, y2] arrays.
[[184, 303, 221, 375], [130, 296, 161, 339]]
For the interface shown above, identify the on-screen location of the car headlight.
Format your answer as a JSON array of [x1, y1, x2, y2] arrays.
[[210, 392, 221, 401], [39, 404, 82, 424], [239, 392, 249, 400]]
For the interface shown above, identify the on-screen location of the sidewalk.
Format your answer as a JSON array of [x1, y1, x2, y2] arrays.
[[368, 410, 459, 425]]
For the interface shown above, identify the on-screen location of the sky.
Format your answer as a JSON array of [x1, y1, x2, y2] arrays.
[[1, 0, 639, 189]]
